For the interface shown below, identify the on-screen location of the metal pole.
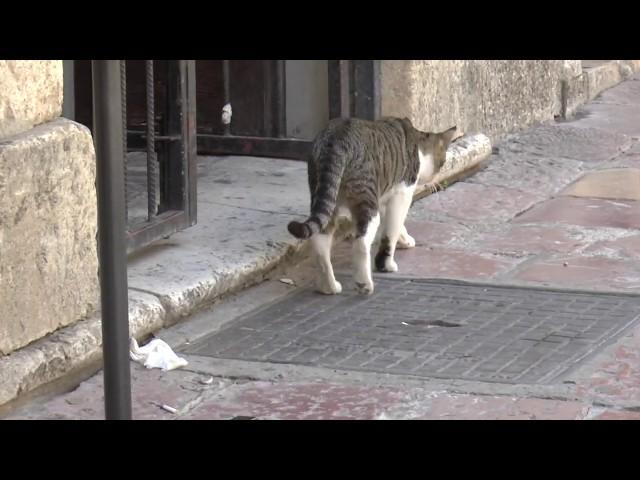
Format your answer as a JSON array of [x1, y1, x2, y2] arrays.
[[92, 60, 133, 420], [146, 60, 158, 219], [274, 60, 286, 138], [120, 60, 128, 223], [222, 60, 231, 136]]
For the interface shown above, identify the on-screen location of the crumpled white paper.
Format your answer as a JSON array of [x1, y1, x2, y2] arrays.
[[129, 338, 188, 371]]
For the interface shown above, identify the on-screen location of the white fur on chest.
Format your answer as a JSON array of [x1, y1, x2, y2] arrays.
[[380, 182, 415, 207], [418, 149, 435, 184]]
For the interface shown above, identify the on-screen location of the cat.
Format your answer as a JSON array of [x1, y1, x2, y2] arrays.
[[288, 116, 457, 295]]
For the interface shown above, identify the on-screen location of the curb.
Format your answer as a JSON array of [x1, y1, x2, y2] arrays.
[[563, 60, 640, 118]]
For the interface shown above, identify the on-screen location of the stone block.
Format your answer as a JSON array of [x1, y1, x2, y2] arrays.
[[381, 60, 567, 141], [0, 61, 63, 139], [0, 118, 98, 355]]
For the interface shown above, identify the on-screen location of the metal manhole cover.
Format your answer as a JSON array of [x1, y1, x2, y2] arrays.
[[182, 278, 640, 384]]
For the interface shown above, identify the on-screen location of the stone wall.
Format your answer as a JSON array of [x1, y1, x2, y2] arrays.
[[0, 61, 63, 138], [0, 61, 98, 355], [380, 60, 581, 141]]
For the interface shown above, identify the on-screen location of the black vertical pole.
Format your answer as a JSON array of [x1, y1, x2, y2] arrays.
[[222, 60, 231, 136], [350, 60, 381, 121], [328, 60, 351, 119], [274, 60, 286, 138], [92, 60, 132, 420]]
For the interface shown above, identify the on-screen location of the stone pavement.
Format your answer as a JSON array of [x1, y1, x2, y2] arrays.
[[6, 75, 640, 420]]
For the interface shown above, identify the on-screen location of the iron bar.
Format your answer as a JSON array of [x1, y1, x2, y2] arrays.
[[124, 61, 197, 253], [120, 60, 128, 223], [263, 60, 273, 136], [350, 60, 381, 120], [222, 60, 231, 136], [328, 60, 350, 119], [146, 60, 158, 219], [274, 60, 286, 138]]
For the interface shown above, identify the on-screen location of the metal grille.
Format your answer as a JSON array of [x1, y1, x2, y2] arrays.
[[194, 60, 379, 161], [122, 60, 197, 253], [183, 278, 640, 384], [195, 60, 309, 160]]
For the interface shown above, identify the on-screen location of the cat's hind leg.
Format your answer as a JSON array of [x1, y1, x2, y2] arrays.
[[310, 219, 342, 295], [352, 206, 380, 295]]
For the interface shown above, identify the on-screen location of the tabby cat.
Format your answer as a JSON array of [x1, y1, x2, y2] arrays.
[[288, 117, 457, 295]]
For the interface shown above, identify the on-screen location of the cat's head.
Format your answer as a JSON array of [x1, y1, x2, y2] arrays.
[[405, 120, 458, 183], [423, 125, 458, 172]]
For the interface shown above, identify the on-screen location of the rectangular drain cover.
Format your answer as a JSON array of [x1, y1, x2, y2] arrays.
[[183, 278, 640, 384]]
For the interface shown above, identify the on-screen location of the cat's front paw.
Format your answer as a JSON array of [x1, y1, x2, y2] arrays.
[[354, 280, 374, 295], [397, 231, 416, 249], [316, 279, 342, 295]]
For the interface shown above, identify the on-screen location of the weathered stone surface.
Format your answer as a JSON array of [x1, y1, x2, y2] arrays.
[[196, 155, 309, 215], [381, 61, 640, 143], [589, 410, 640, 420], [394, 246, 521, 281], [583, 233, 640, 261], [605, 154, 640, 170], [586, 63, 640, 98], [594, 76, 640, 105], [561, 168, 640, 201], [409, 181, 544, 225], [514, 196, 640, 230], [573, 323, 640, 409], [402, 220, 472, 248], [2, 339, 209, 420], [0, 119, 98, 355], [127, 156, 309, 321], [127, 203, 303, 321], [467, 150, 585, 198], [379, 394, 589, 420], [627, 140, 640, 155], [467, 224, 586, 258], [381, 60, 570, 141], [568, 102, 640, 138], [511, 255, 640, 292], [499, 124, 631, 163], [0, 290, 166, 409], [0, 61, 63, 139], [7, 376, 592, 420], [563, 60, 583, 78], [564, 62, 640, 117]]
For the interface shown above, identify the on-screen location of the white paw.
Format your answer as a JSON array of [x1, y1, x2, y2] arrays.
[[317, 279, 342, 295], [354, 279, 374, 295], [385, 258, 398, 272], [375, 256, 398, 273], [397, 232, 416, 249]]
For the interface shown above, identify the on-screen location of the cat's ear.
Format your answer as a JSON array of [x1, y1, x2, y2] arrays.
[[402, 117, 414, 127], [441, 125, 458, 144]]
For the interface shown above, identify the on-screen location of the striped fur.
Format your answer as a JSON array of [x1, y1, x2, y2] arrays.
[[288, 116, 456, 294]]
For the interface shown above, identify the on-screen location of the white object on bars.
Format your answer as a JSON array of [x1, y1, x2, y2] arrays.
[[221, 103, 232, 125], [130, 338, 188, 371]]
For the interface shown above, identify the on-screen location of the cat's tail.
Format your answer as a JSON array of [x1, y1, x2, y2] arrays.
[[287, 151, 344, 239], [287, 218, 321, 239]]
